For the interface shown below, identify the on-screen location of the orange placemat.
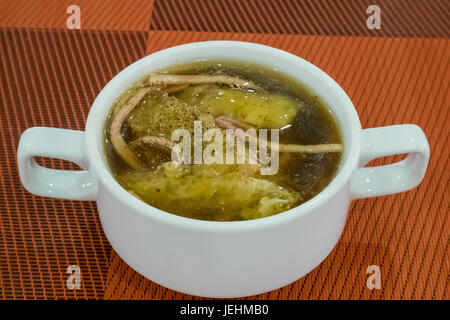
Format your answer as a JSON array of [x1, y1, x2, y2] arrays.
[[105, 32, 449, 300], [0, 27, 148, 299], [0, 0, 448, 300]]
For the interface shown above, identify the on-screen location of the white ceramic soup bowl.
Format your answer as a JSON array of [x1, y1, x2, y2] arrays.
[[17, 41, 429, 298]]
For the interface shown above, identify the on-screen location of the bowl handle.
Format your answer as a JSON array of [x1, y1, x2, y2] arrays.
[[351, 124, 429, 199], [17, 127, 97, 201]]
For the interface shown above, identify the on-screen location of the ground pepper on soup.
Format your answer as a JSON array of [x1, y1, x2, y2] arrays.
[[103, 60, 343, 221]]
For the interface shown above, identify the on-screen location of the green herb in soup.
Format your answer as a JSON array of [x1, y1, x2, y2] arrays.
[[103, 60, 343, 221]]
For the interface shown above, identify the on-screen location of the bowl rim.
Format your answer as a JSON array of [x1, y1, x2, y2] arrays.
[[85, 40, 362, 232]]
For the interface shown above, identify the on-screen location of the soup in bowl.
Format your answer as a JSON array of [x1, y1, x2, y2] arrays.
[[17, 41, 429, 297], [103, 60, 344, 221]]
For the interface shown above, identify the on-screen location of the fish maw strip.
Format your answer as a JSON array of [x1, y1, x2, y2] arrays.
[[149, 74, 262, 91], [110, 87, 153, 168], [215, 115, 343, 154], [139, 136, 183, 163], [276, 143, 343, 153], [215, 115, 256, 130]]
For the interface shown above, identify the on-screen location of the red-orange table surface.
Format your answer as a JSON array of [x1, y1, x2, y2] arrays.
[[0, 0, 448, 299]]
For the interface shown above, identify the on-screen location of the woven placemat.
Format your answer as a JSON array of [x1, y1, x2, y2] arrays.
[[0, 0, 448, 300], [105, 32, 449, 299], [0, 27, 148, 299]]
